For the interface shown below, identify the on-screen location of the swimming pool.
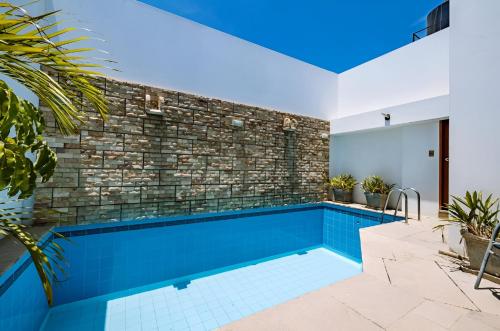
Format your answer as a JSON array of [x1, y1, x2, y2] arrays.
[[0, 203, 401, 331]]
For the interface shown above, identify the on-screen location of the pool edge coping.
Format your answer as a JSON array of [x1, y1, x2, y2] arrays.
[[0, 202, 403, 298]]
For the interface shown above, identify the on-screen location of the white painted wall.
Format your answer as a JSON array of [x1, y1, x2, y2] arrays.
[[331, 128, 402, 208], [39, 0, 338, 119], [337, 29, 449, 118], [329, 25, 450, 217], [331, 95, 448, 135], [448, 0, 500, 254], [401, 122, 440, 215], [331, 121, 440, 216], [450, 0, 500, 198]]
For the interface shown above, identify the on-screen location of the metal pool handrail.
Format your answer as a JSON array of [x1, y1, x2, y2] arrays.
[[381, 188, 408, 224], [395, 187, 421, 221]]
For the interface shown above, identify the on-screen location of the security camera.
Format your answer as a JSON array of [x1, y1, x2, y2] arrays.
[[381, 113, 391, 121]]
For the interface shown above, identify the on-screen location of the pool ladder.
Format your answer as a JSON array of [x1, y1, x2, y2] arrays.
[[381, 187, 421, 224]]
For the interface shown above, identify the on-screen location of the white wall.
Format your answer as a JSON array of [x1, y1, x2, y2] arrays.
[[331, 95, 448, 134], [450, 0, 500, 198], [331, 128, 402, 208], [40, 0, 337, 119], [448, 0, 500, 254], [401, 122, 440, 215], [331, 121, 440, 216], [329, 26, 449, 217], [337, 29, 449, 118]]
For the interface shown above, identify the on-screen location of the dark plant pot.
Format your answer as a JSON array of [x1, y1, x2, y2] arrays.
[[461, 230, 500, 277], [333, 189, 353, 203], [327, 188, 334, 201], [364, 192, 387, 210]]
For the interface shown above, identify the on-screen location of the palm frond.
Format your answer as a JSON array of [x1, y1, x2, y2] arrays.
[[0, 2, 104, 306], [0, 3, 109, 134], [434, 191, 499, 238], [0, 200, 66, 306]]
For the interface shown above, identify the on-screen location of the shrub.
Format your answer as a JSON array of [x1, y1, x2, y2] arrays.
[[329, 173, 357, 192], [434, 191, 499, 239], [361, 175, 394, 194]]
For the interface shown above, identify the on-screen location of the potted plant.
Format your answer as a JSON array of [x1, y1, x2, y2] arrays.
[[435, 191, 500, 276], [322, 171, 334, 201], [330, 174, 357, 203], [361, 175, 394, 209]]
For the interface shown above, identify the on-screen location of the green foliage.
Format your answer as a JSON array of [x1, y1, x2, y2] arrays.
[[434, 191, 499, 239], [0, 2, 110, 198], [329, 173, 357, 192], [0, 3, 109, 135], [361, 175, 394, 194], [0, 2, 109, 306], [0, 200, 66, 306], [0, 81, 57, 198]]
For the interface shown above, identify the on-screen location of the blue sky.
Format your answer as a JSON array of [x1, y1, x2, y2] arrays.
[[140, 0, 444, 73]]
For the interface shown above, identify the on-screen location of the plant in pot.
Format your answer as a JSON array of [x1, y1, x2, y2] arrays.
[[330, 174, 357, 203], [361, 175, 395, 210], [434, 191, 499, 277], [322, 171, 334, 201]]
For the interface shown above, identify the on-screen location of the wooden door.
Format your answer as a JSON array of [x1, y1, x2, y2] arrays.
[[439, 119, 449, 209]]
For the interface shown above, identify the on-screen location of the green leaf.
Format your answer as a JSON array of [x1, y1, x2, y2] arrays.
[[0, 2, 113, 307], [436, 190, 499, 238], [0, 3, 109, 134]]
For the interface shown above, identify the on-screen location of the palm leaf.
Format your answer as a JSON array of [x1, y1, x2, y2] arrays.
[[0, 200, 66, 306], [0, 2, 109, 306], [435, 191, 499, 238], [0, 4, 109, 134]]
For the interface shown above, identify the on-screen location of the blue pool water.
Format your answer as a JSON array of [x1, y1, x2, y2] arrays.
[[42, 247, 360, 331], [0, 203, 401, 331]]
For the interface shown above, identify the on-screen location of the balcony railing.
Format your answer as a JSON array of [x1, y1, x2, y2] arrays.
[[412, 26, 429, 42], [413, 1, 449, 42]]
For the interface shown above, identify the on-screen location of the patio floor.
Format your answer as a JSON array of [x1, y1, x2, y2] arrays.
[[220, 204, 500, 331]]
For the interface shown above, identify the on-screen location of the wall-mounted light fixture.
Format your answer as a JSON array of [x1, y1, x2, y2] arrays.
[[381, 112, 391, 126], [145, 93, 164, 115], [231, 119, 244, 127], [283, 117, 298, 131], [320, 133, 329, 139]]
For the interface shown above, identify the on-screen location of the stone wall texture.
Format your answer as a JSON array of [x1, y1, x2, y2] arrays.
[[35, 77, 330, 224]]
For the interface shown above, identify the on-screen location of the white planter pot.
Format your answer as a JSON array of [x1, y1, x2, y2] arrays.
[[448, 222, 465, 256]]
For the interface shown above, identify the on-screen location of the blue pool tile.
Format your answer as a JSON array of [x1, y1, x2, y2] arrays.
[[40, 248, 360, 331], [0, 263, 48, 331], [202, 318, 219, 330], [1, 204, 404, 331]]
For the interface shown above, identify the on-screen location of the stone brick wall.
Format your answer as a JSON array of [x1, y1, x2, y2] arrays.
[[35, 77, 330, 224]]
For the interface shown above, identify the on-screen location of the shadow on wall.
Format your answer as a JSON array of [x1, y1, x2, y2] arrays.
[[329, 121, 440, 215]]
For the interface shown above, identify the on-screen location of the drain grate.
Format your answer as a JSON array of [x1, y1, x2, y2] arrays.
[[173, 280, 191, 290]]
